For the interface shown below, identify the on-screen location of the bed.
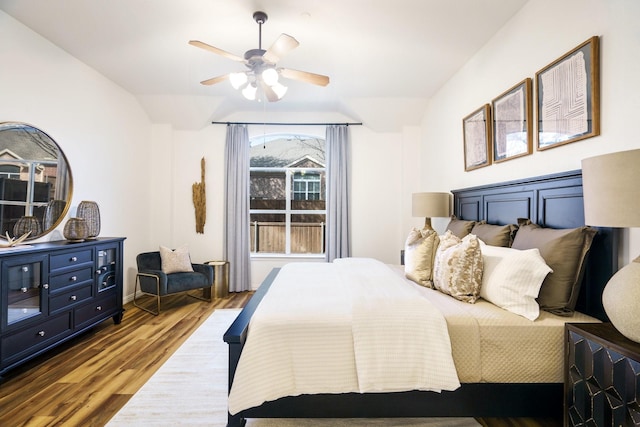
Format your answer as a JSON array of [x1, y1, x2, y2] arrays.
[[223, 170, 618, 427]]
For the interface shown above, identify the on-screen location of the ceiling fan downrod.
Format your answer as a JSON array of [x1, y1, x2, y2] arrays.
[[253, 11, 268, 50]]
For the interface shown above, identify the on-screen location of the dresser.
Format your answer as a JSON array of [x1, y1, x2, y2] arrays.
[[0, 237, 125, 377], [565, 323, 640, 426]]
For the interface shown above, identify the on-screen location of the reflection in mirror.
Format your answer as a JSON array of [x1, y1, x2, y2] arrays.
[[0, 122, 73, 241]]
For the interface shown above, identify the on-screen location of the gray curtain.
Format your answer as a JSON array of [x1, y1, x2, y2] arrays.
[[224, 124, 251, 292], [325, 125, 351, 262]]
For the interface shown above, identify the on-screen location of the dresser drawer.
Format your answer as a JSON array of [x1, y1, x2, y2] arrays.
[[1, 312, 72, 365], [49, 284, 93, 313], [75, 293, 118, 329], [50, 249, 93, 272], [49, 267, 94, 292]]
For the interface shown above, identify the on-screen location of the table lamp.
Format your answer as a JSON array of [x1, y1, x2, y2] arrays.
[[412, 192, 451, 231], [582, 148, 640, 343]]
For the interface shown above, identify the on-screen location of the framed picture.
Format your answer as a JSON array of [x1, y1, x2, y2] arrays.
[[462, 104, 492, 171], [536, 36, 600, 150], [492, 78, 532, 162]]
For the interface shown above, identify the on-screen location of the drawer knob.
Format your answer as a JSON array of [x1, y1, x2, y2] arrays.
[[70, 295, 77, 301], [42, 283, 49, 289], [70, 276, 77, 282], [20, 287, 28, 293], [96, 306, 102, 311], [70, 256, 77, 262], [38, 331, 45, 337], [22, 266, 29, 272]]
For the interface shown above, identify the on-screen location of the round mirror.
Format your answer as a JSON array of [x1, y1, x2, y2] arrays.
[[0, 122, 73, 241]]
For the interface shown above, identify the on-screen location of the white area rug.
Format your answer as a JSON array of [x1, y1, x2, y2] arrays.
[[106, 308, 479, 427]]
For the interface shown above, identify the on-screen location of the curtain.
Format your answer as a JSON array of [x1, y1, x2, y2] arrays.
[[224, 124, 251, 292], [325, 125, 351, 262]]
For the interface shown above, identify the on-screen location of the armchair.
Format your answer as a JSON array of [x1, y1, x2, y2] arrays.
[[134, 251, 214, 315]]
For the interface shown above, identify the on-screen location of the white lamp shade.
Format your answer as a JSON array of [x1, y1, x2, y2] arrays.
[[262, 68, 279, 86], [271, 82, 288, 99], [242, 84, 257, 100], [229, 72, 248, 89], [412, 192, 451, 218], [582, 148, 640, 228]]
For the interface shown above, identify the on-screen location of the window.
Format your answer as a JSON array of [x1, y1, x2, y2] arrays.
[[250, 135, 326, 255]]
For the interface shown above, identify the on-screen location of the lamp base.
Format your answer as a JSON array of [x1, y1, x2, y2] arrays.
[[602, 255, 640, 343], [423, 217, 434, 231]]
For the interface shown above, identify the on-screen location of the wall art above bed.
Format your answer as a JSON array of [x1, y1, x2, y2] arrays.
[[462, 104, 492, 171], [491, 78, 532, 163], [535, 36, 600, 150]]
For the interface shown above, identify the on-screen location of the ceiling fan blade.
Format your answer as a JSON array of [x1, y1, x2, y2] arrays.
[[280, 68, 330, 87], [263, 34, 299, 63], [200, 74, 230, 86], [259, 81, 281, 102], [188, 40, 245, 63]]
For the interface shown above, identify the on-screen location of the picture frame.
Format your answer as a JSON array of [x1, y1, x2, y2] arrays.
[[536, 36, 600, 150], [462, 104, 492, 171], [492, 78, 532, 163]]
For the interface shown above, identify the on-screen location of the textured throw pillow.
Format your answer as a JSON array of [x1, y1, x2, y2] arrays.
[[433, 231, 483, 303], [471, 222, 517, 247], [159, 244, 194, 274], [404, 228, 440, 288], [480, 243, 553, 320], [445, 216, 476, 238], [511, 219, 596, 315]]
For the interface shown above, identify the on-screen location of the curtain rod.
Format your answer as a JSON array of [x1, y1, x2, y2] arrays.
[[211, 121, 363, 126]]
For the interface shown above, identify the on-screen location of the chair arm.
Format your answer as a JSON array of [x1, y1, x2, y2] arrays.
[[137, 269, 169, 295], [192, 263, 214, 284]]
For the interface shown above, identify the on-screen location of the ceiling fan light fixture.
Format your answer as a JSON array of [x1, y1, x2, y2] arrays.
[[229, 72, 248, 89], [261, 68, 279, 86], [271, 82, 288, 99], [242, 83, 257, 100]]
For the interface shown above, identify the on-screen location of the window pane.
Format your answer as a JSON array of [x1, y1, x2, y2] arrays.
[[250, 213, 285, 253], [291, 214, 325, 254]]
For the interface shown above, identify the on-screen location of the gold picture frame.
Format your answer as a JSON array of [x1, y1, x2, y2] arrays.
[[491, 78, 533, 163], [463, 104, 492, 171], [536, 36, 600, 150]]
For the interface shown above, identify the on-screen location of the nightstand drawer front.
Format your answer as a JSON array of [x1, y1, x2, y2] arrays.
[[50, 250, 93, 272], [566, 326, 640, 427], [49, 267, 94, 291], [1, 313, 72, 364], [49, 284, 93, 313]]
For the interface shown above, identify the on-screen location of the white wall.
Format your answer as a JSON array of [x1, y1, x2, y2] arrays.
[[421, 0, 640, 265], [0, 11, 154, 298]]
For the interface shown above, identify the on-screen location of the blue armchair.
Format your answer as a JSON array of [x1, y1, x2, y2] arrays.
[[134, 251, 214, 315]]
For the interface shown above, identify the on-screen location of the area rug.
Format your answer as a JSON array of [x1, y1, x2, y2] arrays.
[[106, 308, 479, 427]]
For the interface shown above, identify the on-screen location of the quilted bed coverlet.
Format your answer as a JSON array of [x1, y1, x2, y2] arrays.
[[227, 258, 460, 414]]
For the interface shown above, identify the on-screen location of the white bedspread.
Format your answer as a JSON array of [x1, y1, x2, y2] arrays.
[[227, 258, 460, 415]]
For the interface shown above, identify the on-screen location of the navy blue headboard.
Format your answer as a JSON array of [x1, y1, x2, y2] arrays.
[[451, 169, 617, 321]]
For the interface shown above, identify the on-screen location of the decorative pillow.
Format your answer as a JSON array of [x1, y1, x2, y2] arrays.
[[445, 216, 476, 238], [404, 228, 440, 288], [433, 231, 483, 303], [159, 244, 194, 274], [480, 243, 552, 320], [471, 221, 517, 247], [511, 219, 597, 315]]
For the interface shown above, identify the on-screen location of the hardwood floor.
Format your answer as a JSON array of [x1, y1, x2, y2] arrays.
[[0, 292, 561, 427]]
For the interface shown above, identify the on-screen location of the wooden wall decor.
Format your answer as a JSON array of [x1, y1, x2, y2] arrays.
[[192, 157, 206, 234]]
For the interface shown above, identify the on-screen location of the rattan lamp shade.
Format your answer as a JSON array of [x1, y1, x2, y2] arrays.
[[412, 192, 451, 230], [582, 148, 640, 343]]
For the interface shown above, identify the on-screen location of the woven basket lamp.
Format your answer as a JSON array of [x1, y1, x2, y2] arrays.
[[63, 217, 89, 242], [76, 201, 101, 239], [13, 216, 41, 238]]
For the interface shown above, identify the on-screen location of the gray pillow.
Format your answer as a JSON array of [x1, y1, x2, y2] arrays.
[[511, 219, 596, 315], [471, 221, 517, 247], [445, 216, 476, 239]]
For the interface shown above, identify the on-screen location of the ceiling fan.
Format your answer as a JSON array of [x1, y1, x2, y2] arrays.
[[189, 11, 330, 102]]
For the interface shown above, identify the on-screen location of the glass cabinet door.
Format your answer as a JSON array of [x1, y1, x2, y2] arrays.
[[5, 256, 46, 326], [96, 247, 116, 292]]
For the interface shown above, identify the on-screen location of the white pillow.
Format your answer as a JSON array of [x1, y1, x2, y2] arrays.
[[159, 244, 194, 274], [404, 227, 439, 288], [480, 243, 552, 320]]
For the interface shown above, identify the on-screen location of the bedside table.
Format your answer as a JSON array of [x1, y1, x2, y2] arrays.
[[565, 323, 640, 426]]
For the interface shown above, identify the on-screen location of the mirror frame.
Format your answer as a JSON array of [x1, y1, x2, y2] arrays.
[[0, 122, 73, 241]]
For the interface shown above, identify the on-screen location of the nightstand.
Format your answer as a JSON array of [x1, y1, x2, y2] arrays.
[[565, 323, 640, 426]]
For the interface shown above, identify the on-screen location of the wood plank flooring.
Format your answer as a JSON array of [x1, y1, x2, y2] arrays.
[[0, 292, 561, 427]]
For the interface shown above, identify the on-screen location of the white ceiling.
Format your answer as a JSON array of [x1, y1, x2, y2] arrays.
[[0, 0, 528, 130]]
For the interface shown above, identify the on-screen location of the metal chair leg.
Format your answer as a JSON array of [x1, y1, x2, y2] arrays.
[[133, 273, 161, 316]]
